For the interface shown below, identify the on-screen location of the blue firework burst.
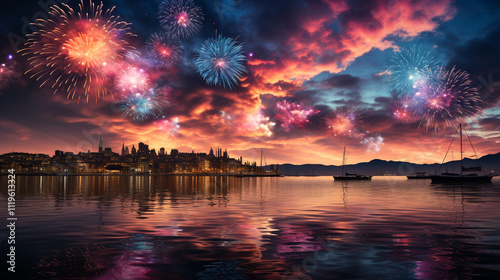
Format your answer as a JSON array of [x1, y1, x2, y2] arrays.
[[158, 0, 204, 39], [384, 45, 439, 95], [118, 88, 169, 122], [195, 35, 247, 89]]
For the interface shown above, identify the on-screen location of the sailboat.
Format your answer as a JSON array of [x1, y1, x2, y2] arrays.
[[235, 149, 282, 177], [430, 123, 495, 183], [333, 146, 372, 180]]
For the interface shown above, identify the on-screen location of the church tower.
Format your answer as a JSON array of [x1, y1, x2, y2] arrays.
[[98, 135, 103, 153]]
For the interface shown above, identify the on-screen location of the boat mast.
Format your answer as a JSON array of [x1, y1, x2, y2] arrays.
[[342, 146, 346, 176], [463, 124, 487, 176], [260, 149, 263, 168], [460, 123, 463, 176]]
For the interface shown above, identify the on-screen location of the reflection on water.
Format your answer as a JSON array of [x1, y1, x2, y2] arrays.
[[1, 176, 500, 279]]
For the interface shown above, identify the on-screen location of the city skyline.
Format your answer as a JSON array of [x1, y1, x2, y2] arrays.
[[0, 134, 277, 175], [0, 0, 499, 166]]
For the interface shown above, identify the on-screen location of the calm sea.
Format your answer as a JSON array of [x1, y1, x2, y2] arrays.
[[1, 176, 500, 280]]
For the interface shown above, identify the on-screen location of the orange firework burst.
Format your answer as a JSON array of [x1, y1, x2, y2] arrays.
[[326, 108, 365, 138], [21, 0, 137, 102]]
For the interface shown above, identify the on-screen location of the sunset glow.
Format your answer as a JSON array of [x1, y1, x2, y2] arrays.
[[1, 0, 499, 165]]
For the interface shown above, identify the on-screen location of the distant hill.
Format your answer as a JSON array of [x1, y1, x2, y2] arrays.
[[277, 152, 500, 176]]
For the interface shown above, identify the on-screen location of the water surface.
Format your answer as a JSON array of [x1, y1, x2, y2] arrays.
[[1, 175, 500, 279]]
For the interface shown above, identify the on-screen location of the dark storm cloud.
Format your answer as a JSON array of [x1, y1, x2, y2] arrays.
[[446, 20, 500, 109], [237, 0, 333, 44], [308, 74, 361, 89], [479, 115, 500, 131], [374, 96, 391, 105], [338, 0, 379, 26], [107, 0, 161, 38]]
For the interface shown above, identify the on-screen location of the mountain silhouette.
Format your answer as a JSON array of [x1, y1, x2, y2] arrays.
[[278, 152, 500, 176]]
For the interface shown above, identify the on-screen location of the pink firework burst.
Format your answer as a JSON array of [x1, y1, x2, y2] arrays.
[[413, 66, 482, 130], [275, 100, 319, 132], [146, 32, 182, 67], [390, 95, 418, 123], [158, 0, 204, 39], [115, 67, 150, 93]]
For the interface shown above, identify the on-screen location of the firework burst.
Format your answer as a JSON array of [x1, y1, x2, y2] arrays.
[[213, 111, 275, 138], [196, 35, 247, 89], [115, 67, 150, 93], [361, 136, 384, 153], [326, 108, 365, 138], [240, 112, 276, 138], [146, 32, 183, 67], [390, 95, 418, 123], [275, 100, 319, 132], [384, 45, 439, 95], [118, 88, 169, 122], [415, 66, 482, 130], [158, 0, 204, 39], [21, 0, 137, 102]]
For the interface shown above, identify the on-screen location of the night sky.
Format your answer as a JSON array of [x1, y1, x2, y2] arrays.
[[0, 0, 499, 165]]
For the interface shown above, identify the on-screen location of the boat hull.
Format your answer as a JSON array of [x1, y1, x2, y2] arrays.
[[430, 175, 493, 183], [407, 176, 431, 179], [333, 176, 372, 181]]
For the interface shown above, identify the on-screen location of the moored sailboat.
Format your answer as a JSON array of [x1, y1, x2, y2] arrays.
[[333, 147, 372, 180], [430, 123, 495, 183]]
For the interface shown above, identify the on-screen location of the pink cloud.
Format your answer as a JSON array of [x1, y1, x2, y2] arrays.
[[250, 0, 455, 84]]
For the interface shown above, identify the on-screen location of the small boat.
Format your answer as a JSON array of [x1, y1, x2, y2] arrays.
[[430, 123, 495, 184], [333, 147, 372, 181], [334, 173, 372, 180], [407, 172, 431, 179]]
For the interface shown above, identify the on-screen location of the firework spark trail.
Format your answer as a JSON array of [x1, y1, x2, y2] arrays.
[[275, 100, 319, 132], [159, 0, 204, 39], [384, 45, 439, 95], [115, 67, 150, 93], [118, 88, 169, 122], [21, 0, 137, 102], [196, 35, 247, 89], [146, 32, 183, 67]]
